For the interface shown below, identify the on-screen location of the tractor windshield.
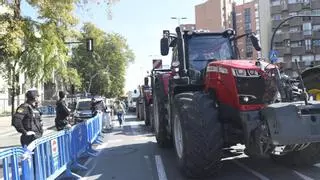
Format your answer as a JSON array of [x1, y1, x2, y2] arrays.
[[188, 35, 233, 71]]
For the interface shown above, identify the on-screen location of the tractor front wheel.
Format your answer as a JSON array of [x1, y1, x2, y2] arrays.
[[173, 92, 223, 178]]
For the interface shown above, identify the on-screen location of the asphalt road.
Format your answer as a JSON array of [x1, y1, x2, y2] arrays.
[[74, 114, 320, 180]]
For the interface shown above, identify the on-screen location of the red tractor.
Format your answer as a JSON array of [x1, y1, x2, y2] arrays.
[[152, 27, 320, 178]]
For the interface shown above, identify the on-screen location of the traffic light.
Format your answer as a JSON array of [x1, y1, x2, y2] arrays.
[[86, 38, 93, 52]]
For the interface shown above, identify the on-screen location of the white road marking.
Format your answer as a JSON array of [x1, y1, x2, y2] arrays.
[[314, 163, 320, 168], [232, 160, 270, 180], [144, 155, 155, 180], [293, 170, 315, 180], [155, 155, 168, 180]]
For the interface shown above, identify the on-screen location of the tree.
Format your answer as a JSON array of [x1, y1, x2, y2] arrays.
[[0, 0, 81, 115], [70, 22, 134, 98]]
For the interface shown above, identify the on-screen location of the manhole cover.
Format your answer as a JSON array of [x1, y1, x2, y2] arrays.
[[102, 147, 137, 157]]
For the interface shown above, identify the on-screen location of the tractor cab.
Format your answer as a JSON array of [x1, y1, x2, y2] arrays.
[[160, 27, 261, 85]]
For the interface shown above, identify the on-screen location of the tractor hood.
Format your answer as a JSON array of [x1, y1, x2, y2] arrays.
[[301, 65, 320, 90], [211, 60, 268, 70]]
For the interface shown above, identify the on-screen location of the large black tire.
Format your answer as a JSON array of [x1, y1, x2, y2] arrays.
[[154, 81, 172, 148], [270, 143, 320, 166], [173, 92, 223, 178]]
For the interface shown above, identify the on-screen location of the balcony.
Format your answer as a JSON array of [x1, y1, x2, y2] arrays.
[[272, 20, 282, 29], [271, 5, 282, 14], [313, 31, 320, 38], [313, 46, 320, 54], [276, 47, 291, 56], [288, 3, 302, 12], [311, 0, 320, 9], [312, 17, 320, 24], [274, 33, 290, 43], [290, 32, 304, 41], [291, 46, 306, 55], [289, 17, 303, 26]]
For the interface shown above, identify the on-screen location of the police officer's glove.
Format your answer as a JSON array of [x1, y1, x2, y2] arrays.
[[26, 131, 36, 136], [65, 124, 72, 130]]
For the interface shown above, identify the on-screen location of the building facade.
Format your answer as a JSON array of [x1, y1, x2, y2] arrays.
[[234, 0, 259, 59], [195, 0, 233, 32], [271, 0, 320, 72]]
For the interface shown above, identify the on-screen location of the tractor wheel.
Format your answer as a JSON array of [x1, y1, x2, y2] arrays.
[[154, 91, 172, 147], [270, 143, 320, 166], [173, 92, 223, 178]]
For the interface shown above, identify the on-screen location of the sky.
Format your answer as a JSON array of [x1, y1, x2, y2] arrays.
[[22, 0, 246, 93]]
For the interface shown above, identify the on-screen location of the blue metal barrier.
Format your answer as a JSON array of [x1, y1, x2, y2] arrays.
[[0, 147, 29, 180], [0, 111, 104, 180]]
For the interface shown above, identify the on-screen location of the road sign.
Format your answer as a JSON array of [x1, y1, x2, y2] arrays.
[[51, 138, 59, 170], [269, 50, 278, 63], [153, 59, 162, 69]]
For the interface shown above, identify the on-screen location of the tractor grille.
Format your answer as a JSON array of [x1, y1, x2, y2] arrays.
[[235, 77, 266, 105]]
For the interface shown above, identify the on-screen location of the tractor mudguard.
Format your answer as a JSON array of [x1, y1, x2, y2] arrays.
[[261, 101, 320, 145]]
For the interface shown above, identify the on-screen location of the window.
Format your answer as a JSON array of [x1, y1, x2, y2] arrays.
[[276, 29, 283, 34], [285, 40, 291, 47], [313, 40, 320, 46], [271, 0, 281, 6], [312, 9, 320, 16], [303, 23, 312, 35], [289, 26, 300, 32], [305, 39, 312, 50], [313, 25, 320, 31], [291, 41, 302, 47], [302, 55, 314, 66], [244, 8, 251, 23], [292, 56, 301, 62], [273, 14, 282, 20], [277, 57, 284, 63], [315, 55, 320, 61]]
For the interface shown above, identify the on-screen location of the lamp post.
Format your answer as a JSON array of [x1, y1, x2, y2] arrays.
[[171, 17, 187, 26]]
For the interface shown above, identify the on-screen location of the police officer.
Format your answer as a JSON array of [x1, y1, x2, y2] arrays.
[[12, 88, 44, 147], [55, 91, 72, 130]]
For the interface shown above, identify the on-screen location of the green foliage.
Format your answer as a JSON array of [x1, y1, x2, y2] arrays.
[[71, 22, 135, 98], [0, 0, 82, 88]]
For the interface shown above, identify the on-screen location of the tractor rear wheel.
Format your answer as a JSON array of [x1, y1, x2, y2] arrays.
[[173, 92, 223, 178], [270, 143, 320, 166]]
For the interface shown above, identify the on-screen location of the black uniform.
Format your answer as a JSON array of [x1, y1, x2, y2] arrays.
[[55, 99, 70, 130], [12, 102, 43, 147]]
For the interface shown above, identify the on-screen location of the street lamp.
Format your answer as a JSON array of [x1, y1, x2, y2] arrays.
[[171, 17, 187, 26]]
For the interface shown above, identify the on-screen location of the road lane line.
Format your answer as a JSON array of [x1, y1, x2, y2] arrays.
[[232, 160, 270, 180], [155, 155, 168, 180], [107, 139, 123, 144], [144, 155, 155, 180], [293, 170, 315, 180], [83, 142, 108, 168]]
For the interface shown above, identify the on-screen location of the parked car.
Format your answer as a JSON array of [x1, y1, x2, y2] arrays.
[[73, 98, 94, 123]]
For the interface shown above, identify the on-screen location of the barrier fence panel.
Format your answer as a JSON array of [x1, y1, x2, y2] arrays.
[[0, 110, 103, 180], [69, 121, 89, 171], [0, 147, 28, 180]]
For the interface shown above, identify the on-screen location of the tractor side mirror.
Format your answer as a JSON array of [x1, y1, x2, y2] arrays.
[[161, 37, 169, 56], [250, 34, 261, 51]]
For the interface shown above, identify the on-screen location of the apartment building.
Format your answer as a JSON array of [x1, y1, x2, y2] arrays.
[[195, 0, 233, 32], [271, 0, 320, 71], [234, 1, 259, 59]]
